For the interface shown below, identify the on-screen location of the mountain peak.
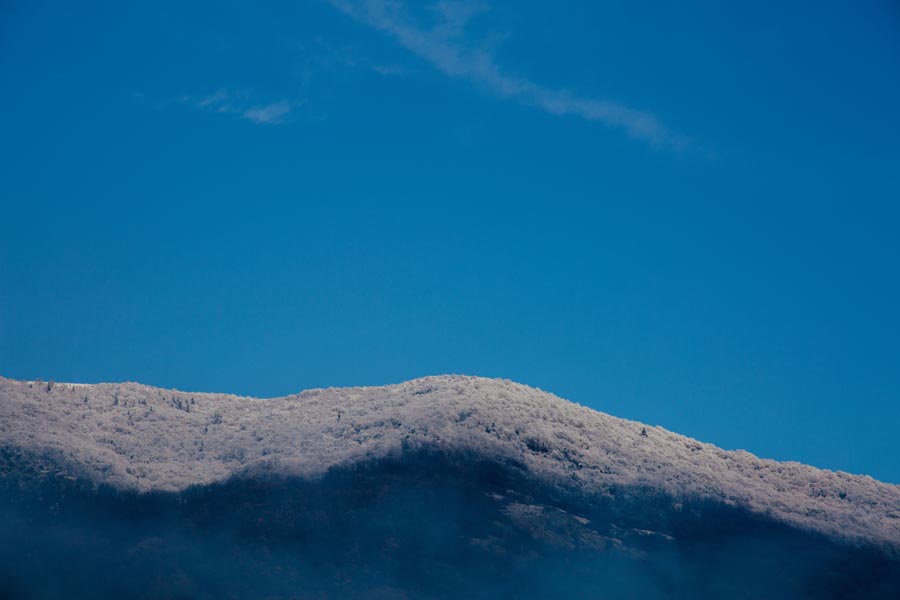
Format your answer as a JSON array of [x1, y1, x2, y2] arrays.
[[1, 375, 898, 553]]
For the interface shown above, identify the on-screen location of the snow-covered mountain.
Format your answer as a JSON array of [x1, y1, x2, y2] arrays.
[[3, 374, 900, 599], [2, 374, 898, 553]]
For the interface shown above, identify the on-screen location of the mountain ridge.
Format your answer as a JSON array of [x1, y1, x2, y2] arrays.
[[1, 374, 898, 554]]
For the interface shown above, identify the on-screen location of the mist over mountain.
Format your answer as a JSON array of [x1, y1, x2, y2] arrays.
[[1, 375, 898, 599]]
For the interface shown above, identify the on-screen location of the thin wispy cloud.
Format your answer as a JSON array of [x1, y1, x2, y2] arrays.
[[329, 0, 687, 149], [161, 90, 299, 125], [242, 101, 295, 124], [198, 90, 299, 125]]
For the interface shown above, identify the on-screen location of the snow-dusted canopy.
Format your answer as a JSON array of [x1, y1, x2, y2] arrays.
[[1, 375, 898, 552]]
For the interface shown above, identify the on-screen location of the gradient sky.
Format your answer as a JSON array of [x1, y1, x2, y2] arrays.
[[2, 1, 899, 482]]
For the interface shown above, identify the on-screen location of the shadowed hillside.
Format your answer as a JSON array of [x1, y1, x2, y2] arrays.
[[2, 449, 898, 599]]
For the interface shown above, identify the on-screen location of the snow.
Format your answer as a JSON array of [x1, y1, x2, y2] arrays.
[[1, 374, 898, 552]]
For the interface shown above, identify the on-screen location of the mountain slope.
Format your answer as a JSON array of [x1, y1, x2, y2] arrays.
[[1, 374, 898, 553]]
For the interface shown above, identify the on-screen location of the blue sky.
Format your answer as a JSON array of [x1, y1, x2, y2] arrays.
[[2, 1, 899, 482]]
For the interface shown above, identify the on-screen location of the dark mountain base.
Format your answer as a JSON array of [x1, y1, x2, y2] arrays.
[[1, 449, 897, 599]]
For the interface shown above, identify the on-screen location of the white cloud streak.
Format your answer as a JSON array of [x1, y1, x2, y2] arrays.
[[242, 101, 295, 124], [329, 0, 686, 149], [178, 90, 298, 125]]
